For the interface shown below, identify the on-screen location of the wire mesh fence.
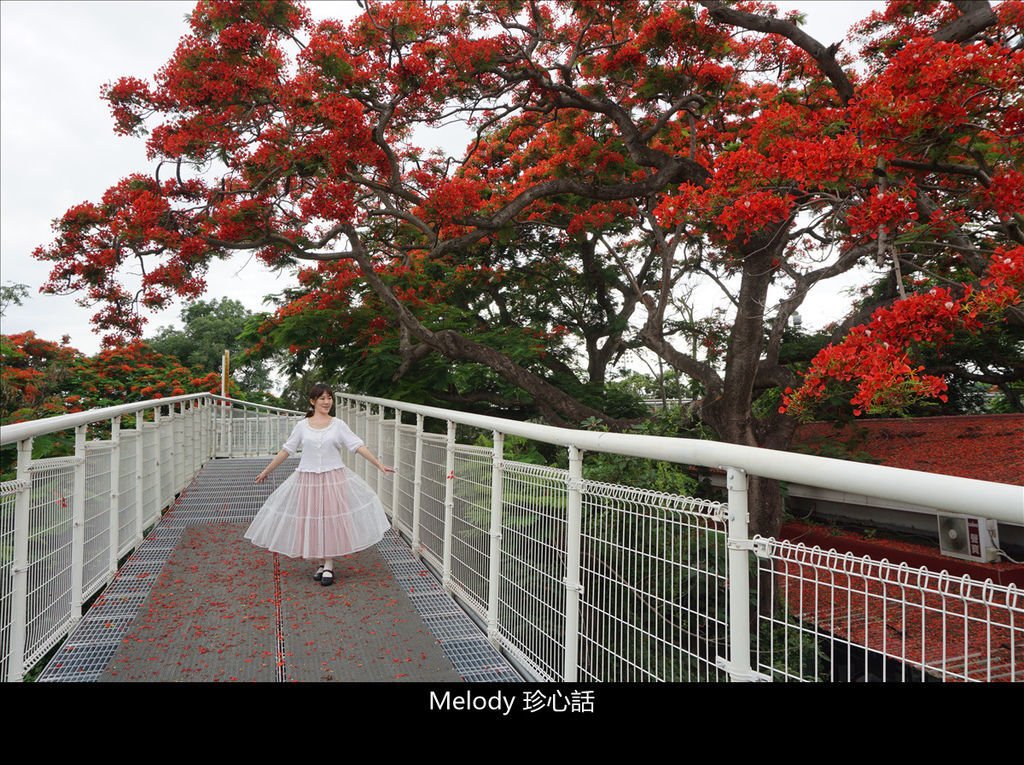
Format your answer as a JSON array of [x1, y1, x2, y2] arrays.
[[497, 461, 570, 680], [0, 480, 23, 678], [448, 445, 494, 618], [83, 443, 114, 598], [578, 483, 728, 682], [117, 432, 138, 557], [23, 457, 76, 670], [756, 538, 1024, 682], [0, 395, 304, 681], [336, 392, 1023, 684], [416, 434, 448, 568], [1, 390, 1020, 683]]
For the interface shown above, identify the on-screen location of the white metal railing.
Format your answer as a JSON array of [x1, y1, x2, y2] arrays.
[[0, 393, 302, 681], [1, 387, 1020, 682], [336, 392, 1024, 682]]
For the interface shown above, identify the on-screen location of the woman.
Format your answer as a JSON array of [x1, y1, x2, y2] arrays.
[[245, 384, 394, 586]]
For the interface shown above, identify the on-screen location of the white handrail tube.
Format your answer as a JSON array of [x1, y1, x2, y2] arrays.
[[336, 393, 1023, 525]]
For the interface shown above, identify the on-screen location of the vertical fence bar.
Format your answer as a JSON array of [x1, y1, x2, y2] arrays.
[[70, 425, 86, 624], [8, 438, 33, 682], [196, 400, 203, 470], [375, 406, 385, 497], [187, 401, 196, 479], [563, 444, 584, 682], [260, 408, 267, 456], [108, 416, 121, 577], [390, 408, 402, 526], [486, 431, 505, 646], [153, 406, 164, 515], [225, 400, 233, 457], [442, 419, 456, 590], [179, 403, 187, 487], [218, 399, 226, 457], [167, 405, 176, 493], [358, 403, 369, 481], [411, 414, 425, 555], [204, 399, 213, 460], [724, 466, 755, 682], [135, 411, 145, 546]]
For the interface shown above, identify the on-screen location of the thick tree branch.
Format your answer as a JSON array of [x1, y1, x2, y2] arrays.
[[935, 1, 998, 42], [343, 224, 615, 426], [698, 0, 855, 104]]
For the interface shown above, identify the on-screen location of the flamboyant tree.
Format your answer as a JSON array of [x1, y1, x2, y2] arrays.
[[35, 0, 1024, 534], [0, 332, 82, 423], [0, 333, 232, 425]]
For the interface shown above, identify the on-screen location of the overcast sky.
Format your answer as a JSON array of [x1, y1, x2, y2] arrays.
[[1, 0, 883, 358]]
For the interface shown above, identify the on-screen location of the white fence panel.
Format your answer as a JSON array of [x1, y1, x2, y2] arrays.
[[417, 434, 447, 568], [578, 483, 729, 682], [117, 431, 139, 558], [0, 393, 306, 680], [498, 462, 570, 681], [82, 443, 114, 599], [0, 480, 23, 678], [337, 391, 1023, 683], [756, 538, 1024, 682], [448, 444, 494, 619], [23, 457, 77, 670]]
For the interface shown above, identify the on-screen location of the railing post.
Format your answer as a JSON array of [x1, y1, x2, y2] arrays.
[[186, 400, 194, 477], [225, 400, 233, 458], [723, 466, 757, 682], [168, 404, 177, 494], [177, 402, 186, 489], [390, 409, 402, 527], [259, 408, 266, 455], [154, 406, 164, 513], [8, 437, 33, 682], [108, 416, 121, 578], [442, 419, 456, 591], [564, 444, 584, 682], [375, 406, 385, 497], [486, 431, 504, 646], [411, 414, 425, 556], [197, 398, 205, 462], [134, 410, 145, 546], [358, 403, 369, 481], [70, 424, 86, 625]]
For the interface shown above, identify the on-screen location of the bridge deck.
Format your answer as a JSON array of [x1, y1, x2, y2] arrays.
[[39, 457, 521, 683]]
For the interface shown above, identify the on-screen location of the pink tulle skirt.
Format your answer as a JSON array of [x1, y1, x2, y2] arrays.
[[245, 467, 390, 559]]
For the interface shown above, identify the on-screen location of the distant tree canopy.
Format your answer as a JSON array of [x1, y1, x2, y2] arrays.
[[147, 297, 279, 395], [0, 331, 229, 427]]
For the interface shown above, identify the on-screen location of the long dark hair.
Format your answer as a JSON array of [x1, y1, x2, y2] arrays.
[[304, 383, 335, 418]]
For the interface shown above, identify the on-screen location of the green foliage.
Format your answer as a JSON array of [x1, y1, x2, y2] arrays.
[[147, 298, 278, 397], [0, 282, 29, 317]]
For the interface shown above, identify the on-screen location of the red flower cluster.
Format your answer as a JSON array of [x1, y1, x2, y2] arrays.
[[783, 246, 1024, 417]]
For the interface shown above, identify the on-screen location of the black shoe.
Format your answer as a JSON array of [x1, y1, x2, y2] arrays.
[[313, 565, 324, 582], [320, 569, 335, 586]]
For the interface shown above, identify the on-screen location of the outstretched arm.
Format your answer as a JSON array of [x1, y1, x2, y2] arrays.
[[255, 449, 291, 483], [356, 446, 396, 474]]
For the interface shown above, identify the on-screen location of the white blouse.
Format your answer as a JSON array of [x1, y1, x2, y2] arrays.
[[281, 418, 365, 473]]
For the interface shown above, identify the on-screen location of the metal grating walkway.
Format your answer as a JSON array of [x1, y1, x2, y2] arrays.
[[39, 457, 521, 682]]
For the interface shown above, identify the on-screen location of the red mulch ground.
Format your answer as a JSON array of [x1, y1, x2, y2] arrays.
[[785, 414, 1023, 680], [794, 413, 1024, 485], [775, 523, 1024, 681]]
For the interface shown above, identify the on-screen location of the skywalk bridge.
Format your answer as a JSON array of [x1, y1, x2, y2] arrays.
[[1, 392, 1021, 682]]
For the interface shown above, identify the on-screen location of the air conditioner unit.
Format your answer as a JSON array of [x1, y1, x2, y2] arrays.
[[936, 513, 1000, 563]]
